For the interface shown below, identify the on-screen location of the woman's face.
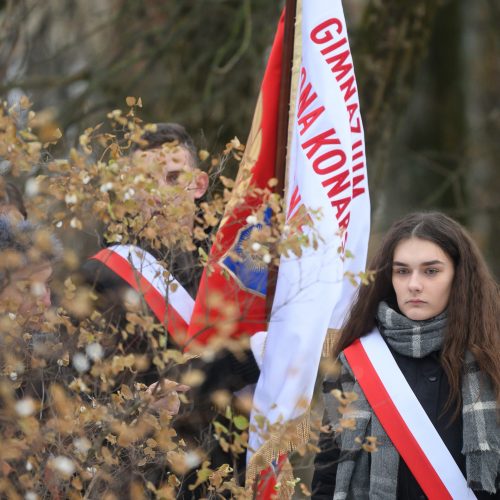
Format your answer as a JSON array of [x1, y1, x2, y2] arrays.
[[392, 238, 455, 321]]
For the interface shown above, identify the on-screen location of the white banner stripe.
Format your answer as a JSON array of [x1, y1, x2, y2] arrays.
[[249, 0, 370, 459], [361, 330, 477, 499], [109, 245, 194, 324]]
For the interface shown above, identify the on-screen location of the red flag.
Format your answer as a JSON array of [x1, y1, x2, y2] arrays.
[[185, 12, 285, 348]]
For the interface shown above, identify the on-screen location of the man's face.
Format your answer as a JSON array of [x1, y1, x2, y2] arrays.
[[132, 144, 208, 201], [0, 263, 53, 324]]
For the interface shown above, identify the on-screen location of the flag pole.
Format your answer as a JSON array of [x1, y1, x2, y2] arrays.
[[274, 0, 297, 193], [266, 0, 297, 317]]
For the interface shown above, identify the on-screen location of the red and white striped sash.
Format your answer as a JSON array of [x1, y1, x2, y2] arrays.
[[344, 329, 476, 500], [91, 245, 194, 345]]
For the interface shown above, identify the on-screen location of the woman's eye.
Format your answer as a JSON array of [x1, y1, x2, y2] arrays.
[[393, 268, 408, 275], [425, 268, 439, 275]]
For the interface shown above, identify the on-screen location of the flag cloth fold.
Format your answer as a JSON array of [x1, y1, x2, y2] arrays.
[[247, 0, 370, 492], [184, 12, 286, 349]]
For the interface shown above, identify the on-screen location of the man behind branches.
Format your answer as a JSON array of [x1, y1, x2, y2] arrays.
[[83, 123, 260, 494]]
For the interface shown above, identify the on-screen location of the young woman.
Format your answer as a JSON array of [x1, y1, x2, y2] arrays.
[[312, 212, 499, 499]]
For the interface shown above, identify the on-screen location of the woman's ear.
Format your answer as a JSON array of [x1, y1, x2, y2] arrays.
[[193, 171, 209, 199]]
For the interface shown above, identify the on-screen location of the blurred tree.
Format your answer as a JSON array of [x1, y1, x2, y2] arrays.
[[351, 0, 500, 277], [0, 0, 282, 150], [349, 0, 441, 220], [1, 0, 499, 275], [370, 0, 466, 222], [462, 0, 500, 277]]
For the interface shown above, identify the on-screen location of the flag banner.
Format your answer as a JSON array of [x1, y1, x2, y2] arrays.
[[248, 0, 370, 486], [91, 245, 194, 345], [184, 13, 286, 348], [344, 329, 477, 500]]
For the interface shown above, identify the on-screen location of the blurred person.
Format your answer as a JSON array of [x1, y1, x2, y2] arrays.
[[0, 216, 63, 413], [0, 217, 65, 499], [0, 216, 60, 500], [130, 122, 209, 293], [0, 217, 57, 330], [131, 122, 209, 214], [82, 123, 260, 495], [0, 178, 27, 222], [84, 122, 209, 308]]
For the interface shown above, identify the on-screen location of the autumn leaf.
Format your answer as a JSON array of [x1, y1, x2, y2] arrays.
[[120, 384, 134, 400], [233, 415, 249, 431]]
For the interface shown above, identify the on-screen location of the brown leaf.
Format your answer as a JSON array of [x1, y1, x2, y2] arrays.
[[120, 384, 134, 400]]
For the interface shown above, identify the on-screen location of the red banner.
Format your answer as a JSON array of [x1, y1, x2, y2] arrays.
[[185, 12, 285, 348]]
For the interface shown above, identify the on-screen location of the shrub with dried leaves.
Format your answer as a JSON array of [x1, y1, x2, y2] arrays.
[[0, 97, 372, 498]]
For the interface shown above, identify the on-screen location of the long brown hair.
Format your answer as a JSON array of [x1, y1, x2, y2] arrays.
[[334, 212, 500, 411]]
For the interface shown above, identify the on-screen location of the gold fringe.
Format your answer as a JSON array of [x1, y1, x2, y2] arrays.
[[273, 459, 295, 499], [246, 327, 340, 494], [246, 410, 309, 494]]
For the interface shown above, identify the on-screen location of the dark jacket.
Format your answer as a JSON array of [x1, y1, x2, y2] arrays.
[[312, 346, 498, 499]]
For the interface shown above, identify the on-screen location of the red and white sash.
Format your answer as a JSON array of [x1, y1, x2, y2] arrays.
[[344, 329, 477, 500], [91, 245, 194, 345]]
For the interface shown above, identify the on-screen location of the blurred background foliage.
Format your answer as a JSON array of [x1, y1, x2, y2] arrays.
[[1, 0, 499, 276]]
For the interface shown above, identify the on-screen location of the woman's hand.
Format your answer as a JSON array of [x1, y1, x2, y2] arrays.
[[146, 379, 190, 415]]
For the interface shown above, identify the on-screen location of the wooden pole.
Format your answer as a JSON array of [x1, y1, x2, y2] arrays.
[[266, 0, 297, 318], [274, 0, 297, 195]]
